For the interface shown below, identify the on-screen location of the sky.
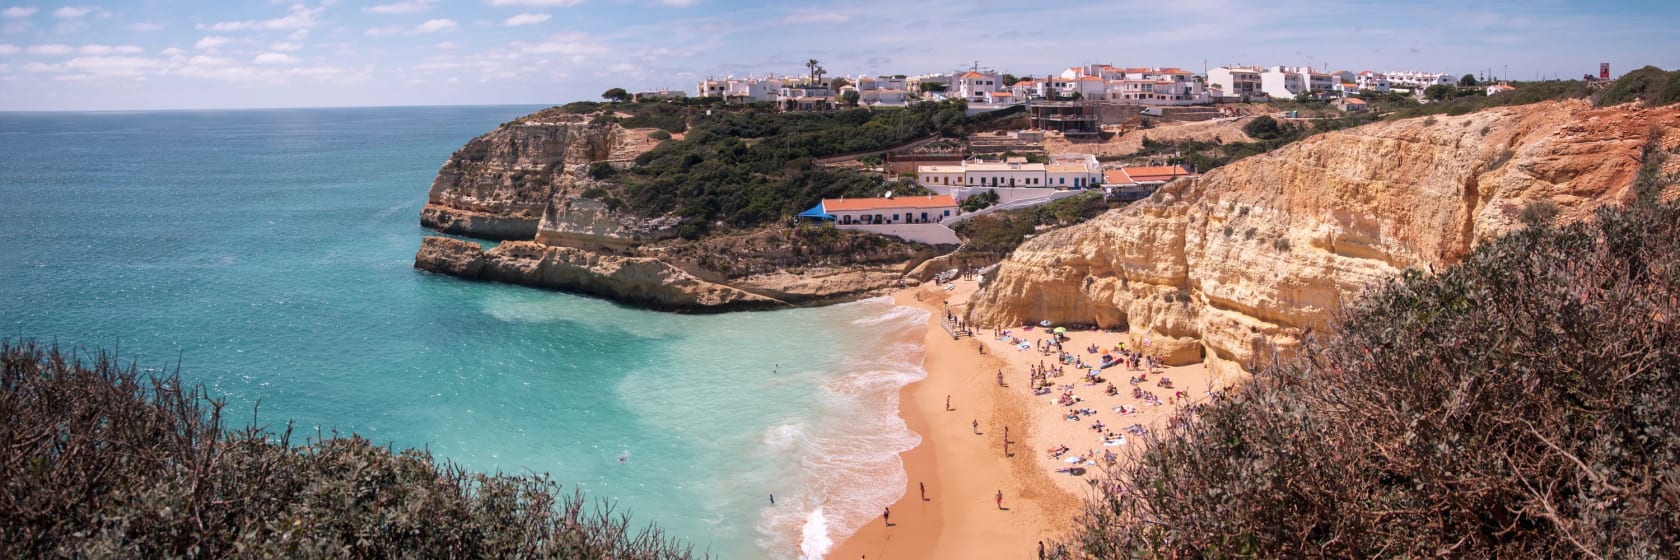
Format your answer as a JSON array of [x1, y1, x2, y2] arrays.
[[0, 0, 1675, 111]]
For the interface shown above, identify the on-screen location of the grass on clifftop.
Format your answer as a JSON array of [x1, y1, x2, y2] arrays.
[[1059, 182, 1680, 556], [0, 342, 701, 560]]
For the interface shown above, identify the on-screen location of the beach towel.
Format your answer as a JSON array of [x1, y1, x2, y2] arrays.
[[1104, 438, 1127, 446]]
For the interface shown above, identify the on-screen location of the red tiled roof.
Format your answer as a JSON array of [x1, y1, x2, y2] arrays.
[[823, 195, 957, 212], [958, 71, 990, 79], [1342, 98, 1367, 104], [1078, 76, 1104, 81], [1157, 68, 1193, 75], [1104, 169, 1135, 184], [1121, 165, 1194, 182]]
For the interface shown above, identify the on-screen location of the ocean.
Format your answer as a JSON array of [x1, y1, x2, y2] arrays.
[[0, 106, 926, 559]]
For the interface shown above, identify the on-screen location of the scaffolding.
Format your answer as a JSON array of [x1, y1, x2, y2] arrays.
[[1028, 100, 1100, 136]]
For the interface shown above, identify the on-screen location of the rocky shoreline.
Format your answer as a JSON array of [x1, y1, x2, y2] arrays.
[[414, 106, 944, 312]]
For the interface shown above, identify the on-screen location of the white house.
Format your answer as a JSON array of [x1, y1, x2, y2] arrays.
[[810, 195, 958, 225], [955, 71, 1003, 103], [965, 158, 1046, 188], [1355, 70, 1390, 92], [1260, 66, 1337, 99], [1486, 82, 1517, 96], [1208, 65, 1265, 99], [917, 164, 965, 188], [1385, 71, 1452, 89]]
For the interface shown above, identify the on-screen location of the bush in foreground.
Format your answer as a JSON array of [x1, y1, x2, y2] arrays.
[[0, 343, 700, 559], [1064, 197, 1680, 558]]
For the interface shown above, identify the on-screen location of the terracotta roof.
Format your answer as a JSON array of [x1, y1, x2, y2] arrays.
[[988, 91, 1013, 97], [822, 195, 957, 212], [958, 71, 990, 79], [1121, 165, 1194, 182], [1490, 84, 1517, 91], [1157, 68, 1193, 75], [1104, 169, 1135, 184], [1342, 98, 1367, 104]]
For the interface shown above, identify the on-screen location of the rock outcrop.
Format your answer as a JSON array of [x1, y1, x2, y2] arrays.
[[420, 111, 628, 240], [415, 106, 940, 311], [970, 100, 1680, 378], [415, 237, 785, 312]]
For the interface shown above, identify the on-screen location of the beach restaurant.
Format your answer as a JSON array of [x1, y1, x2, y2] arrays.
[[798, 194, 959, 225]]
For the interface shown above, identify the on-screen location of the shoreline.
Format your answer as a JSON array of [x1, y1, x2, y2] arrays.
[[827, 277, 1227, 558], [828, 280, 1078, 559]]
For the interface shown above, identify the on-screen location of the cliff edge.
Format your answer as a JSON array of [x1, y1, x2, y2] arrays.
[[415, 106, 939, 311], [969, 99, 1680, 377]]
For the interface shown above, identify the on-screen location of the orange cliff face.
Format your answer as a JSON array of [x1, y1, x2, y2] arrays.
[[420, 108, 645, 241], [968, 99, 1680, 380]]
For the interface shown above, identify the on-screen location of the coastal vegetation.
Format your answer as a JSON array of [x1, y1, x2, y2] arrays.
[[1063, 193, 1680, 557], [951, 191, 1111, 260], [0, 342, 699, 559], [556, 99, 984, 238]]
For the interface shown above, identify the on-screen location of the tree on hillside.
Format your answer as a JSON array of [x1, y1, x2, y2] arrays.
[[1243, 115, 1284, 140], [1460, 73, 1478, 86], [918, 82, 947, 93], [1002, 73, 1020, 86], [805, 59, 822, 84], [602, 87, 630, 102], [1424, 83, 1457, 101], [840, 89, 860, 107], [829, 77, 851, 92]]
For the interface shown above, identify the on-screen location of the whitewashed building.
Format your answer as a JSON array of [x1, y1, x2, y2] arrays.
[[1355, 70, 1391, 92], [1385, 71, 1452, 89], [1208, 65, 1265, 99]]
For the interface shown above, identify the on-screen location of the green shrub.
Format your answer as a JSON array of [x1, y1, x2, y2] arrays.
[[0, 342, 701, 559], [1062, 199, 1680, 558], [648, 130, 672, 140]]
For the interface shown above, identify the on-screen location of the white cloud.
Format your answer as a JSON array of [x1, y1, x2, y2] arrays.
[[52, 6, 90, 18], [79, 44, 142, 55], [0, 43, 16, 54], [23, 61, 64, 72], [186, 55, 232, 66], [271, 41, 302, 52], [414, 18, 458, 33], [254, 52, 299, 65], [783, 11, 850, 24], [363, 0, 433, 14], [504, 13, 549, 26], [64, 55, 166, 77], [486, 0, 583, 7], [516, 32, 604, 56], [198, 4, 323, 31], [367, 18, 458, 36], [288, 29, 309, 41], [2, 6, 37, 18], [26, 43, 72, 55], [660, 0, 696, 6], [128, 22, 163, 31], [195, 36, 230, 50], [160, 47, 182, 55], [433, 40, 458, 49]]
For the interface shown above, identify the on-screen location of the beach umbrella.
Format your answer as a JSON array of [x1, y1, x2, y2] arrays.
[[1053, 327, 1067, 334]]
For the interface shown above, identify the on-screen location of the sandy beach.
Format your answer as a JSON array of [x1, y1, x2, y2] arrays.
[[829, 277, 1222, 559]]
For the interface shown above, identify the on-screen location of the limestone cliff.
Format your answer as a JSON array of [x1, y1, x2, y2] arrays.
[[970, 100, 1680, 377], [415, 237, 785, 312], [415, 106, 935, 311], [421, 109, 634, 240]]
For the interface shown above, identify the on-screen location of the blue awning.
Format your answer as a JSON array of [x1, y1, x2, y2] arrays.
[[797, 203, 835, 220]]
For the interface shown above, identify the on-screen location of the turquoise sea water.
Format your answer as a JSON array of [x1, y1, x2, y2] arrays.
[[0, 107, 926, 558]]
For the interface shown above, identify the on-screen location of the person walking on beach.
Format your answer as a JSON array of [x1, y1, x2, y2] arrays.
[[882, 506, 891, 526], [945, 395, 951, 411], [995, 489, 1004, 509], [972, 419, 979, 434], [919, 482, 926, 501]]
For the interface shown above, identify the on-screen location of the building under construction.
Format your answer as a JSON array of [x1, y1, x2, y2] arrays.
[[1027, 100, 1100, 137]]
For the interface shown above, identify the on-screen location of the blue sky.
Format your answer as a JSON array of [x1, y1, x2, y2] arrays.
[[0, 0, 1675, 110]]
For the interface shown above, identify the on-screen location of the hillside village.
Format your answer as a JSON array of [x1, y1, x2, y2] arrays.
[[665, 61, 1518, 244]]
